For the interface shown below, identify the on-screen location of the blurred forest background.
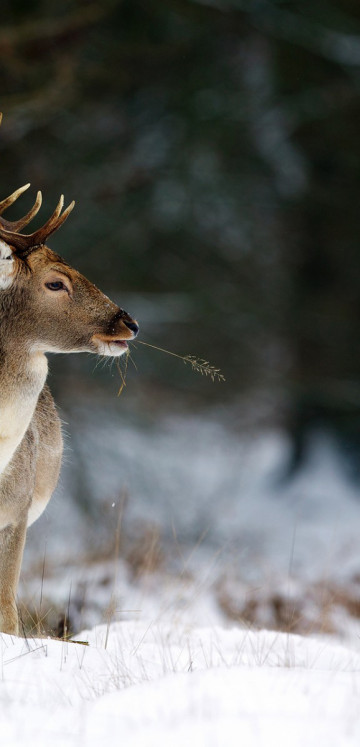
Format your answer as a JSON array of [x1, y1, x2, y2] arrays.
[[4, 0, 360, 637], [2, 0, 360, 481]]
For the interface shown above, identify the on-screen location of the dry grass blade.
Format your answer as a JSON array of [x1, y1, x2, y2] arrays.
[[136, 341, 225, 382], [116, 349, 130, 396], [182, 354, 225, 382]]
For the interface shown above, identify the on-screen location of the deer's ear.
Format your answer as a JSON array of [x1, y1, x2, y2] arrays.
[[0, 240, 16, 289]]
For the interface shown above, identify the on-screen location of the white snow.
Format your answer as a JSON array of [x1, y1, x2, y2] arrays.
[[14, 410, 360, 742], [23, 413, 360, 637], [2, 622, 360, 746], [41, 410, 360, 583]]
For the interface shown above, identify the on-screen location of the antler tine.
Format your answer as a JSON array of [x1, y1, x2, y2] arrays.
[[16, 190, 42, 230], [28, 194, 64, 245], [39, 198, 75, 238], [32, 195, 64, 242], [28, 195, 75, 246], [0, 224, 29, 252], [0, 191, 43, 231], [0, 184, 31, 215], [0, 196, 75, 255]]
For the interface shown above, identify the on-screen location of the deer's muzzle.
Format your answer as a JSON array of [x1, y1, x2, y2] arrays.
[[108, 308, 139, 337], [91, 308, 139, 357]]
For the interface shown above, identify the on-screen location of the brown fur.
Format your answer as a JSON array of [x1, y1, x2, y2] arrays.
[[0, 242, 137, 634]]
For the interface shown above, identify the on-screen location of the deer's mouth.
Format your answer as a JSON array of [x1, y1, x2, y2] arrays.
[[91, 333, 131, 357], [112, 339, 129, 349]]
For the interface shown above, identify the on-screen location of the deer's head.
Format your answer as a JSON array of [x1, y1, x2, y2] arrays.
[[0, 182, 138, 357]]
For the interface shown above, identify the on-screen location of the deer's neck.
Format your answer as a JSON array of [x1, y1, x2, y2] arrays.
[[0, 345, 48, 475]]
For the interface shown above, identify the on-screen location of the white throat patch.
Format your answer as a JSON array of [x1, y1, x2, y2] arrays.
[[0, 240, 15, 289]]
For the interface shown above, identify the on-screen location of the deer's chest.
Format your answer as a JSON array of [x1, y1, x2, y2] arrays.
[[0, 353, 48, 476]]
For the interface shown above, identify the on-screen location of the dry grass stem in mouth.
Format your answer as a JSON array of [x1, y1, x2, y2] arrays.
[[116, 349, 129, 396], [136, 341, 226, 383], [115, 341, 225, 396]]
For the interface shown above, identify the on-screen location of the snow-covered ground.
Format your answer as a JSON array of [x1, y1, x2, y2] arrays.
[[43, 405, 360, 584], [22, 405, 360, 637], [4, 403, 360, 743], [2, 621, 360, 746]]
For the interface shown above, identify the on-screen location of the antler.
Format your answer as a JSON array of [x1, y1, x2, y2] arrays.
[[0, 184, 43, 231], [0, 196, 75, 256], [0, 113, 75, 255]]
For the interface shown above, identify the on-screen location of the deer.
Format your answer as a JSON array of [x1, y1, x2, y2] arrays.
[[0, 114, 138, 635]]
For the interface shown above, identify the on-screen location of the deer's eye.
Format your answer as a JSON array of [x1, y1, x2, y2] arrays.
[[45, 281, 67, 292]]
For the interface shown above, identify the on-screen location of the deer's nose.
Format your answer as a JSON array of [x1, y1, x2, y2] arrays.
[[123, 319, 139, 338]]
